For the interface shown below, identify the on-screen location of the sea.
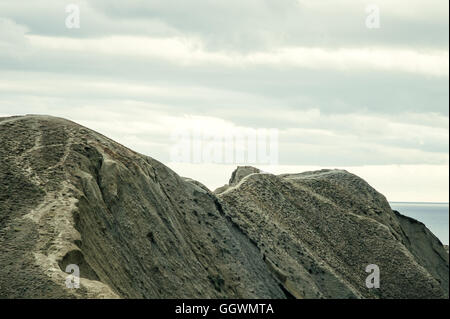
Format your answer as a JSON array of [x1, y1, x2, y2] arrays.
[[390, 202, 449, 245]]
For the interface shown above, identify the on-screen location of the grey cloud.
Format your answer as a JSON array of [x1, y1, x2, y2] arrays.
[[0, 0, 448, 168], [88, 0, 449, 50], [0, 41, 447, 117], [0, 0, 448, 50], [0, 1, 178, 38]]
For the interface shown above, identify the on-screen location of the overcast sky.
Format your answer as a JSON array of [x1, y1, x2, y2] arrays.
[[0, 0, 448, 201]]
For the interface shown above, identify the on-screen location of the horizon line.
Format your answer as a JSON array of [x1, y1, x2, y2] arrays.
[[389, 201, 449, 205]]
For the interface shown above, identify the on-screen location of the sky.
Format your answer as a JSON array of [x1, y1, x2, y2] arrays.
[[0, 0, 448, 202]]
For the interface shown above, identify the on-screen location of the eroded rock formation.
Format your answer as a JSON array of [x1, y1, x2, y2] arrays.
[[0, 115, 448, 299]]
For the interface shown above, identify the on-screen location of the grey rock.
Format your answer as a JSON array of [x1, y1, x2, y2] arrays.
[[218, 168, 449, 298], [0, 115, 448, 299], [0, 115, 284, 299]]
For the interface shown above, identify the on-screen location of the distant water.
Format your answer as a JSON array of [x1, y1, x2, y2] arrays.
[[390, 202, 449, 245]]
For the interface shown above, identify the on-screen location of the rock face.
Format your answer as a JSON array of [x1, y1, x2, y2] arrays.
[[0, 115, 284, 299], [216, 168, 449, 298], [0, 115, 448, 299]]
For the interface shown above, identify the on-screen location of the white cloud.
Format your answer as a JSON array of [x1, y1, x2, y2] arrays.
[[25, 34, 449, 76], [0, 18, 30, 53], [0, 1, 448, 202]]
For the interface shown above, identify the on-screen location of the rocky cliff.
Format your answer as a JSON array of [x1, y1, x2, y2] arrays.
[[216, 168, 449, 298], [0, 115, 448, 299]]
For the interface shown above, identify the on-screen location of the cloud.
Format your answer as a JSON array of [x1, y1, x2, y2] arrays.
[[89, 0, 449, 50], [23, 34, 449, 76], [0, 18, 30, 53], [1, 0, 448, 50], [0, 1, 448, 201]]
